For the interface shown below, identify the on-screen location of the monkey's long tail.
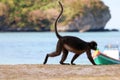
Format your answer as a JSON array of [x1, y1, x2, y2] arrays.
[[55, 1, 63, 39]]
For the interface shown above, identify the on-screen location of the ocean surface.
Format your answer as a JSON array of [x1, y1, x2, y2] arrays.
[[0, 32, 120, 65]]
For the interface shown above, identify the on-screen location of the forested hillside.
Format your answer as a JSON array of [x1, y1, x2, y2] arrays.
[[0, 0, 110, 32]]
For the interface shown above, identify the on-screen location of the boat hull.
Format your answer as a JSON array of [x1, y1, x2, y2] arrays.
[[94, 53, 120, 65]]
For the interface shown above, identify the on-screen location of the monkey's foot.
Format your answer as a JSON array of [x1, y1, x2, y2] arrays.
[[43, 60, 47, 64], [43, 62, 46, 64], [60, 62, 70, 65], [71, 63, 76, 65]]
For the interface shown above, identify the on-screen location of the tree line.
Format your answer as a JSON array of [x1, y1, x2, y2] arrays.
[[0, 0, 107, 32]]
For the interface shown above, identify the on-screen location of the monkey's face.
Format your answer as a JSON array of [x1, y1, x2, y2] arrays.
[[90, 41, 97, 50]]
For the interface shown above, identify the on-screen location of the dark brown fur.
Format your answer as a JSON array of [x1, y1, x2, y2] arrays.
[[43, 1, 97, 65]]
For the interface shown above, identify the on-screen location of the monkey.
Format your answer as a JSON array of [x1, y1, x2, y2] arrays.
[[43, 1, 97, 65]]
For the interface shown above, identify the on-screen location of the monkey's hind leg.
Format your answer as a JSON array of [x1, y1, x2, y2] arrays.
[[43, 51, 60, 64], [60, 48, 69, 65], [43, 41, 62, 64]]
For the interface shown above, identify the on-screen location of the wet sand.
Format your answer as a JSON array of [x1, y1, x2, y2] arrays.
[[0, 64, 120, 80]]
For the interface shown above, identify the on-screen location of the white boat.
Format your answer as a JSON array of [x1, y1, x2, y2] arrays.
[[93, 44, 120, 65]]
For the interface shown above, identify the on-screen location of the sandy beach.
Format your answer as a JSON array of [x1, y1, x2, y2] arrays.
[[0, 64, 120, 80]]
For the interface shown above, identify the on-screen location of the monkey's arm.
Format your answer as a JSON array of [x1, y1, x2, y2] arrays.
[[86, 50, 96, 65]]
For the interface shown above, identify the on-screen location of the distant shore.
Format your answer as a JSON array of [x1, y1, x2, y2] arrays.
[[0, 64, 120, 80], [0, 28, 119, 32]]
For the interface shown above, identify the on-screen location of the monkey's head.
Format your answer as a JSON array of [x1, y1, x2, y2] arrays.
[[89, 41, 97, 50]]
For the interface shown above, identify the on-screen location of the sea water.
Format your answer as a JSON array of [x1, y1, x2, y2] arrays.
[[0, 32, 120, 65]]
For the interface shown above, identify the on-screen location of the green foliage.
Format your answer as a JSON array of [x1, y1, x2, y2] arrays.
[[0, 0, 108, 31]]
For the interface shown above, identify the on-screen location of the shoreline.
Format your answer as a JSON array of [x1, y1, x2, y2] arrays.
[[0, 64, 120, 80]]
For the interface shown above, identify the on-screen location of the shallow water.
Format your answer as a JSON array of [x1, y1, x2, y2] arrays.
[[0, 32, 120, 64]]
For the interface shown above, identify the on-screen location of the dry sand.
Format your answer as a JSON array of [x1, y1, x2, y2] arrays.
[[0, 64, 120, 80]]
